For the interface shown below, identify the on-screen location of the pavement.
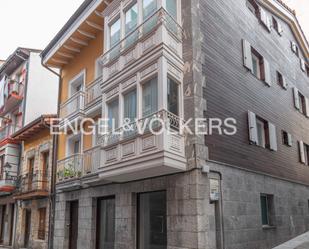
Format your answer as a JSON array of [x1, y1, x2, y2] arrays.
[[273, 232, 309, 249]]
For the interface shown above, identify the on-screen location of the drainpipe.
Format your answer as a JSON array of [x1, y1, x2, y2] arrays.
[[41, 60, 61, 249]]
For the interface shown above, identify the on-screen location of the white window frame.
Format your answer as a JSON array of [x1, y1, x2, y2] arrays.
[[256, 119, 266, 148], [68, 69, 86, 97], [66, 133, 82, 157], [252, 53, 261, 79]]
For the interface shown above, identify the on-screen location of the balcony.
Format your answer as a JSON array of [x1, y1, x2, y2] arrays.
[[0, 82, 24, 115], [101, 8, 183, 81], [59, 91, 85, 128], [85, 76, 103, 115], [14, 171, 49, 200], [0, 124, 20, 142], [0, 174, 17, 194], [98, 109, 186, 182], [56, 154, 83, 191]]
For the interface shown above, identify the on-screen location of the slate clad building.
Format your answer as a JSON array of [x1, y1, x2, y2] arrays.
[[41, 0, 309, 248]]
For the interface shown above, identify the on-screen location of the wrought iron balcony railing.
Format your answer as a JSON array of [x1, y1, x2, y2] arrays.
[[57, 154, 83, 182], [18, 170, 49, 193], [0, 123, 21, 141]]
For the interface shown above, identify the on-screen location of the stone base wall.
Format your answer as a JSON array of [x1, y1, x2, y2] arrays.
[[207, 161, 309, 249], [15, 198, 49, 249], [53, 164, 309, 249]]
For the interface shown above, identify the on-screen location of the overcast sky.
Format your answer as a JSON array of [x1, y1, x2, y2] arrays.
[[0, 0, 308, 60]]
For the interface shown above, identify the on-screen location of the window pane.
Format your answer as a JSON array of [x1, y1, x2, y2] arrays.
[[143, 0, 157, 19], [110, 19, 121, 58], [167, 78, 179, 115], [142, 78, 158, 117], [138, 191, 167, 249], [260, 195, 268, 225], [110, 19, 121, 46], [166, 0, 177, 19], [124, 90, 137, 122], [97, 198, 115, 249], [125, 4, 138, 34], [143, 0, 157, 34], [125, 4, 139, 47], [108, 99, 119, 129]]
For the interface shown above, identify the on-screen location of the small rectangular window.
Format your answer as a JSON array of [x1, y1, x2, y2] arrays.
[[276, 71, 283, 88], [251, 48, 267, 82], [272, 17, 278, 31], [298, 92, 307, 115], [306, 64, 309, 78], [246, 0, 259, 17], [305, 143, 309, 166], [123, 90, 137, 122], [256, 117, 269, 148], [260, 194, 275, 227], [282, 131, 292, 147]]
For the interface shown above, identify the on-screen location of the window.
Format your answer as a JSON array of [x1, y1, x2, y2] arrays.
[[69, 72, 84, 96], [248, 111, 277, 151], [96, 197, 115, 249], [142, 78, 158, 117], [299, 141, 309, 165], [143, 0, 157, 34], [293, 88, 309, 117], [260, 194, 275, 227], [246, 0, 259, 16], [125, 3, 138, 47], [306, 64, 309, 78], [167, 78, 179, 115], [67, 135, 81, 156], [256, 117, 268, 148], [291, 41, 299, 57], [110, 19, 121, 58], [276, 71, 287, 89], [108, 99, 119, 129], [243, 40, 271, 86], [42, 151, 49, 178], [95, 58, 103, 78], [38, 208, 46, 240], [299, 92, 307, 116], [123, 90, 137, 122], [137, 191, 167, 249], [272, 17, 278, 32], [282, 131, 292, 147], [166, 0, 177, 19]]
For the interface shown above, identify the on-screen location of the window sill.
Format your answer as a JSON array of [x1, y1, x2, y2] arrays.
[[262, 225, 276, 230]]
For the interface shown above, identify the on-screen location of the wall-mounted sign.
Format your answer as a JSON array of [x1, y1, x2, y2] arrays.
[[210, 178, 220, 202]]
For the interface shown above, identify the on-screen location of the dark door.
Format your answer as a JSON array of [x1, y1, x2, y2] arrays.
[[24, 209, 31, 248], [96, 197, 115, 249], [0, 205, 6, 243], [9, 204, 14, 245], [69, 201, 79, 249], [137, 191, 167, 249]]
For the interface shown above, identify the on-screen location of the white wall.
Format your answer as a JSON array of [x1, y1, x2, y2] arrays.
[[24, 52, 59, 125]]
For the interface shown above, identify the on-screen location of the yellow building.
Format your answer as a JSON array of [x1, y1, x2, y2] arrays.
[[12, 115, 56, 249]]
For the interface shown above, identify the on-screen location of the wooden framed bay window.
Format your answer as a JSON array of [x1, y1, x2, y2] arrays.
[[167, 77, 179, 116], [123, 89, 137, 122]]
